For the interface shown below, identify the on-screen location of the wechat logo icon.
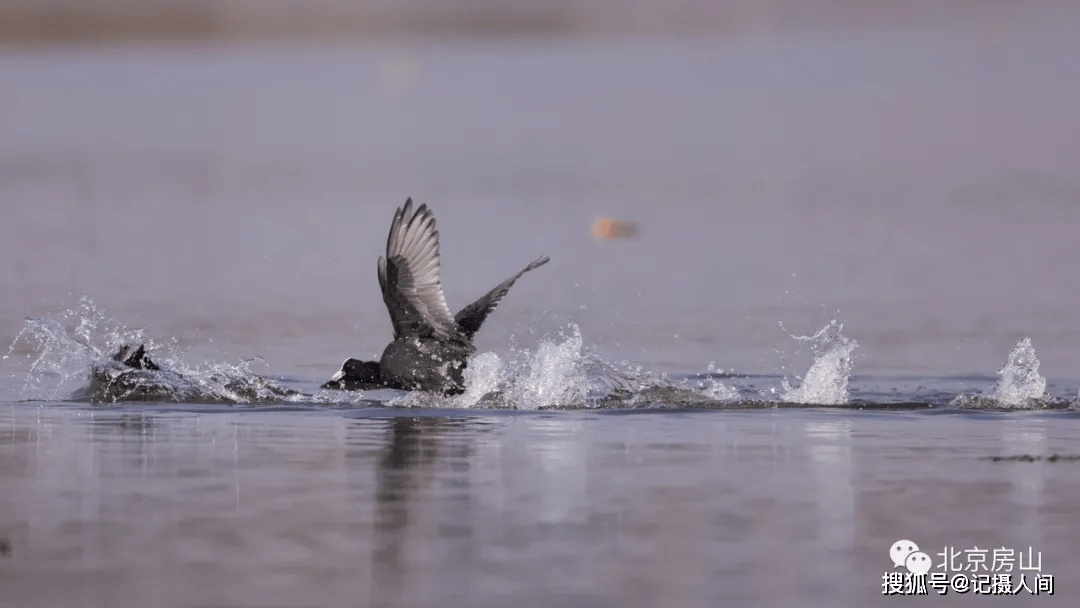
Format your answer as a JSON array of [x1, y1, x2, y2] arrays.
[[890, 539, 932, 574]]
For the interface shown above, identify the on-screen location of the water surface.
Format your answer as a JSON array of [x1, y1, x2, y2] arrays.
[[2, 406, 1079, 607], [3, 24, 1080, 607]]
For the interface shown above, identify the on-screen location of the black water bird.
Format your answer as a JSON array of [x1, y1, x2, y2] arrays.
[[323, 199, 550, 394], [86, 343, 298, 404], [112, 343, 159, 370]]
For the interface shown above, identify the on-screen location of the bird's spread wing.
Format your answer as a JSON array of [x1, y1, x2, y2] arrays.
[[377, 199, 460, 340], [455, 255, 550, 338]]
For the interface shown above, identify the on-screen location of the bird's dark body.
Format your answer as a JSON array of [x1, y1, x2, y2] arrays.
[[323, 198, 549, 395], [87, 344, 299, 404], [379, 337, 473, 394]]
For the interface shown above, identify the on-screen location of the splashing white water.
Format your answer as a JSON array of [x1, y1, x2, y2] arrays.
[[6, 298, 297, 404], [781, 320, 857, 405], [455, 352, 506, 408], [992, 338, 1047, 406], [385, 327, 594, 410], [6, 298, 145, 400], [506, 325, 591, 409], [450, 325, 739, 410], [498, 325, 707, 409], [950, 338, 1053, 409], [692, 362, 740, 401]]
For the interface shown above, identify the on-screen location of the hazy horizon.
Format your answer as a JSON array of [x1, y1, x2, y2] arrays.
[[2, 0, 1078, 45]]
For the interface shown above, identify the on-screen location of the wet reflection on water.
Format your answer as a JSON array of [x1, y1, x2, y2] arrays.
[[1, 406, 1078, 607], [372, 416, 478, 607]]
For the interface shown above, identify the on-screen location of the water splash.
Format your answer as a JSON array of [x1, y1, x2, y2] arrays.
[[506, 325, 592, 409], [993, 338, 1047, 405], [6, 297, 146, 400], [952, 338, 1051, 409], [381, 329, 594, 410], [382, 328, 593, 409], [385, 350, 510, 409], [780, 320, 857, 405], [949, 338, 1064, 409], [447, 325, 738, 410], [694, 362, 740, 401], [498, 325, 716, 409], [6, 298, 297, 404], [456, 352, 507, 407]]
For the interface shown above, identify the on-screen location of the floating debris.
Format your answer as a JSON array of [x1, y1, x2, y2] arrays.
[[590, 215, 637, 239], [985, 454, 1080, 463]]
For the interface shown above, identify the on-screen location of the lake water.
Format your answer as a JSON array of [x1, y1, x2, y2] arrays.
[[2, 23, 1080, 607]]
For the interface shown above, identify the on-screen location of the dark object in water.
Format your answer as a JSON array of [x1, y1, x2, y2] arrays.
[[323, 198, 550, 394], [84, 344, 298, 404], [986, 453, 1080, 463], [326, 359, 384, 391], [0, 536, 10, 557], [112, 343, 159, 370]]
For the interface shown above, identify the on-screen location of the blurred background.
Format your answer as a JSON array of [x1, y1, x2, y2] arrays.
[[2, 8, 1080, 606], [2, 0, 1080, 380], [1, 1, 1076, 43]]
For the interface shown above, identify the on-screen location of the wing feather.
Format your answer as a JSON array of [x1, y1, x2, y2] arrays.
[[454, 255, 550, 339], [377, 199, 460, 339]]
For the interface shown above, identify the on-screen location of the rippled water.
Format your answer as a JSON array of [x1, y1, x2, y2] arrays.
[[3, 406, 1079, 607], [3, 22, 1080, 606]]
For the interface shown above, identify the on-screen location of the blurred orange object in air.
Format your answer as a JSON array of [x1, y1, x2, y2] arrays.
[[591, 215, 638, 239]]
